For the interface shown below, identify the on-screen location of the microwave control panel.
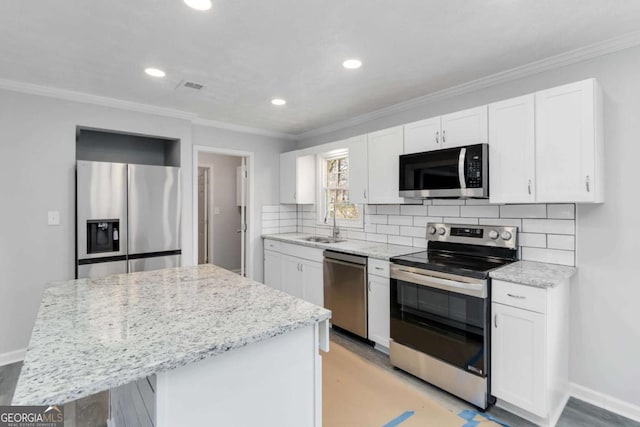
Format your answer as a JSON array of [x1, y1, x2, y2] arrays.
[[465, 145, 484, 188]]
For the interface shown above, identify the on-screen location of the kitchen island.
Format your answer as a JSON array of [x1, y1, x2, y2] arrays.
[[12, 265, 331, 427]]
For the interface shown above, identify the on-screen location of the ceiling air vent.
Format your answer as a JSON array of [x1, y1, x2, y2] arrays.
[[176, 80, 205, 91]]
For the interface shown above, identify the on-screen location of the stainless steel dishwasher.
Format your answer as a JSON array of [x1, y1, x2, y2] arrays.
[[323, 250, 368, 338]]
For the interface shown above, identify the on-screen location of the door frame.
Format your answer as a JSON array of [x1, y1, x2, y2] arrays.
[[197, 165, 213, 264], [192, 145, 255, 279]]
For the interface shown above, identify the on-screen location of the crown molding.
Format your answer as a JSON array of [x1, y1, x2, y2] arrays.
[[0, 78, 298, 141], [297, 30, 640, 140], [191, 118, 298, 140]]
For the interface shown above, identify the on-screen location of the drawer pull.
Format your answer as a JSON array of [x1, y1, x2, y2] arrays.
[[375, 267, 384, 271], [507, 293, 526, 299]]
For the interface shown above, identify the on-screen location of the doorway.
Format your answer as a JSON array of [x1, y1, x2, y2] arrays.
[[193, 146, 253, 277]]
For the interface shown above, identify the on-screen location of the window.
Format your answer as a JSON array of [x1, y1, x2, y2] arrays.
[[318, 150, 362, 227]]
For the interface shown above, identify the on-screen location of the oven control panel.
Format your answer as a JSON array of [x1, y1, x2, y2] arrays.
[[427, 223, 518, 249]]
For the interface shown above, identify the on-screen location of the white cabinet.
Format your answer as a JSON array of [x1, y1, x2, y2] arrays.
[[282, 255, 305, 299], [347, 135, 369, 204], [535, 79, 604, 203], [403, 117, 441, 154], [279, 151, 316, 204], [367, 126, 405, 204], [367, 258, 390, 349], [301, 259, 323, 307], [441, 105, 488, 148], [491, 279, 570, 427], [264, 250, 283, 291], [492, 302, 546, 416], [489, 95, 536, 204]]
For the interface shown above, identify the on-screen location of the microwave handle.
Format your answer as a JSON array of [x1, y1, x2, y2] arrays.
[[458, 147, 467, 189]]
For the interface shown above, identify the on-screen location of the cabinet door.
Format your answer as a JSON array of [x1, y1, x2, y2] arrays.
[[301, 260, 323, 307], [282, 255, 304, 298], [280, 151, 298, 204], [347, 135, 369, 204], [264, 250, 283, 290], [489, 95, 536, 204], [367, 274, 390, 348], [367, 126, 405, 204], [492, 302, 547, 417], [535, 79, 596, 202], [295, 155, 316, 204], [441, 105, 488, 148], [403, 117, 441, 154]]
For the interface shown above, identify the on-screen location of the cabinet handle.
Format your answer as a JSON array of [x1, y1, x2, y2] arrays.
[[364, 189, 367, 199], [442, 130, 446, 143], [293, 191, 297, 200], [375, 267, 384, 271], [494, 314, 498, 328], [586, 175, 590, 193], [507, 293, 526, 299], [368, 280, 371, 291], [435, 131, 439, 144], [300, 264, 303, 272], [528, 180, 532, 195]]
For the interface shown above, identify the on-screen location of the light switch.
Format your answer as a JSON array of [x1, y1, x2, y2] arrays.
[[214, 207, 220, 215], [47, 211, 60, 226]]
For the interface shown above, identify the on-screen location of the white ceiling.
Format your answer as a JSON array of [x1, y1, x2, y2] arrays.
[[2, 0, 640, 136]]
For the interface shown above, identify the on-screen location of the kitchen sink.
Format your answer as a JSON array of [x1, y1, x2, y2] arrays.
[[302, 236, 346, 244]]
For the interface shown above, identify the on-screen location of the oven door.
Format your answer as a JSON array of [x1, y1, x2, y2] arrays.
[[390, 265, 489, 377], [399, 144, 488, 198]]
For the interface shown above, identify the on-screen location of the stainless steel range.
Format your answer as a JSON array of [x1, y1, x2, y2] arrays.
[[389, 223, 518, 409]]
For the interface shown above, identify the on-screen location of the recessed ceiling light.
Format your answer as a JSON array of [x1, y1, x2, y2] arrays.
[[144, 68, 166, 78], [271, 98, 286, 106], [184, 0, 212, 10], [343, 59, 362, 69]]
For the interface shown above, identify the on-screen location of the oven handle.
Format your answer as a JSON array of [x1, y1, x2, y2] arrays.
[[391, 268, 486, 298]]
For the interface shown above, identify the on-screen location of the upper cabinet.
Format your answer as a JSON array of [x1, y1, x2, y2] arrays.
[[489, 95, 536, 204], [440, 105, 488, 148], [279, 151, 315, 204], [367, 126, 406, 204], [403, 117, 441, 154], [347, 135, 369, 204], [535, 79, 604, 203]]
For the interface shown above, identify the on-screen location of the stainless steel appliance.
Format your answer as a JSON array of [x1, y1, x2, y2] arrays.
[[399, 143, 489, 199], [76, 161, 181, 279], [323, 250, 367, 338], [389, 223, 517, 409]]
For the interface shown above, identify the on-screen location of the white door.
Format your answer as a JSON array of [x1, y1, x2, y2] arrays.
[[301, 260, 323, 307], [280, 151, 297, 204], [282, 255, 304, 299], [441, 105, 488, 148], [489, 95, 536, 204], [535, 79, 596, 202], [492, 302, 547, 417], [264, 250, 283, 290], [403, 117, 441, 154], [347, 135, 369, 204], [367, 274, 390, 348], [367, 126, 405, 204]]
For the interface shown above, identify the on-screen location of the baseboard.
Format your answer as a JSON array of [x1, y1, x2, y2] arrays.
[[569, 382, 640, 423], [0, 348, 26, 366]]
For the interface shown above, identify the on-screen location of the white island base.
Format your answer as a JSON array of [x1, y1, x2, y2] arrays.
[[110, 322, 329, 427]]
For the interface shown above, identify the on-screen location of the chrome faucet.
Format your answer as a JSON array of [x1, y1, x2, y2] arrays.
[[331, 206, 340, 239]]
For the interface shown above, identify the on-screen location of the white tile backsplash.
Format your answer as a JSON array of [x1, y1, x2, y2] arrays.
[[266, 200, 577, 266]]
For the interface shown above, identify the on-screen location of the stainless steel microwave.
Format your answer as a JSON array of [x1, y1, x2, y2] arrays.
[[399, 143, 488, 199]]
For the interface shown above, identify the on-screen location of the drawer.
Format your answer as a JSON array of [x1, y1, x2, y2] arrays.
[[279, 242, 324, 263], [368, 258, 389, 278], [492, 280, 546, 314], [264, 239, 281, 251]]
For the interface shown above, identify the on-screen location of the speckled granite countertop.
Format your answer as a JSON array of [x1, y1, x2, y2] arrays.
[[12, 265, 330, 406], [262, 233, 420, 260], [490, 261, 577, 288]]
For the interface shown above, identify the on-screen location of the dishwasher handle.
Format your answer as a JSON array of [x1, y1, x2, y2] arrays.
[[323, 250, 367, 266], [323, 256, 367, 271]]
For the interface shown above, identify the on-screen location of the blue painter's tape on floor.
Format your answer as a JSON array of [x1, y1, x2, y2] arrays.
[[457, 409, 511, 427], [382, 410, 415, 427]]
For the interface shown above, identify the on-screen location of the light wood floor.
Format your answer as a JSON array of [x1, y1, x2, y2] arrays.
[[1, 331, 638, 427]]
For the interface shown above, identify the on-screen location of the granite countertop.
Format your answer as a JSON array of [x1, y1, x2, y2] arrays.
[[262, 233, 420, 260], [490, 260, 577, 288], [12, 265, 330, 406]]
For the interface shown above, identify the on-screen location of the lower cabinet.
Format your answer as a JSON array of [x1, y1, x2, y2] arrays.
[[367, 259, 390, 349], [263, 240, 324, 307], [491, 279, 570, 427]]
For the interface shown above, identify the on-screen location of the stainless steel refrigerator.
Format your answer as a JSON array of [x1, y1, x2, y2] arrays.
[[76, 161, 181, 279]]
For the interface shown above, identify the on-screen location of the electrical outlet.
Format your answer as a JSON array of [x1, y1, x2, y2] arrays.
[[47, 210, 60, 226]]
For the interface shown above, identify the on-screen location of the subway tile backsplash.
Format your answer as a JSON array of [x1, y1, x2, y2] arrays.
[[261, 201, 576, 266]]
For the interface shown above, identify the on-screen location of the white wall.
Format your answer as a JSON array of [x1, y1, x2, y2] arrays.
[[198, 152, 242, 271], [0, 89, 293, 361], [298, 46, 640, 409]]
